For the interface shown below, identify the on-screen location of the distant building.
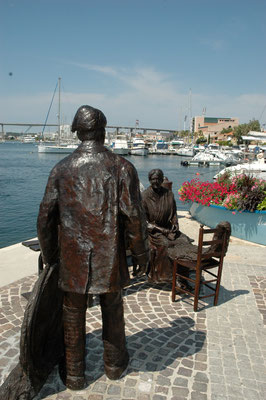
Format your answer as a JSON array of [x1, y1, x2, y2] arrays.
[[142, 131, 165, 141], [192, 116, 239, 142]]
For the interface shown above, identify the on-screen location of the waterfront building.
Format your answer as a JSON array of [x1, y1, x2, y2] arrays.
[[192, 116, 239, 143]]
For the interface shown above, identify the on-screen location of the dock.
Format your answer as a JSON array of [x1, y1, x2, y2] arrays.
[[181, 160, 229, 167], [0, 211, 265, 399]]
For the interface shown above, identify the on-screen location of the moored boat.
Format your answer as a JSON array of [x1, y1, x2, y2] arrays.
[[176, 146, 195, 157], [23, 135, 36, 143], [130, 138, 148, 156], [38, 143, 78, 154], [213, 159, 266, 180], [111, 135, 129, 155], [37, 78, 78, 154]]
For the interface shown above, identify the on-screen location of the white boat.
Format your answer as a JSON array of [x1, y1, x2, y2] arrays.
[[154, 140, 169, 154], [130, 138, 148, 156], [207, 143, 220, 152], [37, 78, 78, 154], [38, 143, 78, 154], [190, 149, 238, 166], [193, 144, 206, 153], [167, 139, 186, 155], [149, 140, 169, 154], [214, 158, 266, 180], [111, 135, 129, 155], [23, 135, 36, 143], [176, 146, 195, 157]]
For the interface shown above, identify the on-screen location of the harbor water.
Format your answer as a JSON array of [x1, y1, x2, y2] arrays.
[[0, 142, 223, 248]]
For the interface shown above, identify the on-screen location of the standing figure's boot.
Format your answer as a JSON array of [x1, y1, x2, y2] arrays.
[[62, 293, 87, 390], [100, 291, 129, 380]]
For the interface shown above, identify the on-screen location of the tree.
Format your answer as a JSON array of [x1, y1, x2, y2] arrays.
[[233, 119, 261, 144], [220, 127, 233, 134], [179, 130, 190, 138], [196, 137, 207, 144], [196, 130, 207, 144]]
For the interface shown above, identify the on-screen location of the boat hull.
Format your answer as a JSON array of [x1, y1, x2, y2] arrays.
[[189, 202, 266, 245], [112, 148, 129, 155], [176, 149, 194, 157], [214, 162, 266, 180], [38, 145, 78, 154], [130, 148, 148, 156]]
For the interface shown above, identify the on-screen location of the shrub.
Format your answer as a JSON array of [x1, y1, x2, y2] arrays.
[[179, 173, 266, 212]]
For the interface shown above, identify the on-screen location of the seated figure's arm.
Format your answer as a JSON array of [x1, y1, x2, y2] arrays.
[[147, 221, 170, 236], [171, 213, 179, 233]]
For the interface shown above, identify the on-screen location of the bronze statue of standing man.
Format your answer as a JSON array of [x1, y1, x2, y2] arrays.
[[37, 105, 150, 390]]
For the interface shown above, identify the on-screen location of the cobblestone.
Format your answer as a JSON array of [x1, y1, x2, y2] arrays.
[[0, 242, 266, 399]]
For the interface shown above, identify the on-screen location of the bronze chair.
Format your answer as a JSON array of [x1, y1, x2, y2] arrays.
[[171, 223, 230, 312]]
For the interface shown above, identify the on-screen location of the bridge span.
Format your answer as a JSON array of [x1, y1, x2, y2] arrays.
[[0, 122, 177, 137]]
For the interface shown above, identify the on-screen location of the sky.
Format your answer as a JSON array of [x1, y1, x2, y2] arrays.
[[1, 0, 266, 132]]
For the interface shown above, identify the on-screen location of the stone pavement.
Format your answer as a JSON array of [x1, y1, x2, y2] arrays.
[[0, 212, 265, 399]]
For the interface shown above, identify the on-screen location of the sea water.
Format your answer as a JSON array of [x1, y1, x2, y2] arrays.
[[0, 142, 222, 248]]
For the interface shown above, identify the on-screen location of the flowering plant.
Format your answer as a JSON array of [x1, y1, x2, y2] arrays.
[[179, 172, 266, 212]]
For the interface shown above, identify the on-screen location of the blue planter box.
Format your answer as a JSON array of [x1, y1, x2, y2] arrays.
[[189, 202, 266, 245]]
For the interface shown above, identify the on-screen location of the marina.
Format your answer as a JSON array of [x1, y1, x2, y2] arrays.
[[1, 2, 266, 399], [1, 140, 265, 249], [0, 141, 224, 249]]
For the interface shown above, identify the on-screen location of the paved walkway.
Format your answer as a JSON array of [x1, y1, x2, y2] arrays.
[[0, 212, 265, 399]]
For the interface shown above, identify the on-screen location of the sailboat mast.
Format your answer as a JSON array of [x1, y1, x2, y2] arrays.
[[189, 88, 193, 143], [58, 77, 61, 145]]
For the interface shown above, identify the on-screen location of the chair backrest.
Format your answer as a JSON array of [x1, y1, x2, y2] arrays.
[[196, 222, 231, 267]]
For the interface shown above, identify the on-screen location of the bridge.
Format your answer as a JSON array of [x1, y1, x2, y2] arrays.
[[0, 122, 58, 137], [0, 122, 177, 137]]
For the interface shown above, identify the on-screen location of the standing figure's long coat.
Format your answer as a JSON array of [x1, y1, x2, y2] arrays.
[[37, 141, 149, 294]]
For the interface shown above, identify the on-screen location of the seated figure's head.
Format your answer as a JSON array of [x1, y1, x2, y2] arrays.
[[71, 105, 107, 143], [148, 169, 164, 191]]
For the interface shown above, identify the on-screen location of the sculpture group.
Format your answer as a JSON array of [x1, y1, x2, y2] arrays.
[[0, 105, 230, 399]]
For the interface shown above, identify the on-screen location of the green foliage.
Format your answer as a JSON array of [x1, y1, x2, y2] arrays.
[[237, 186, 265, 212], [220, 127, 233, 134], [217, 140, 232, 146], [230, 174, 266, 212], [233, 119, 261, 144], [216, 171, 232, 187], [196, 136, 207, 144], [223, 193, 241, 210], [257, 195, 266, 210], [233, 174, 256, 191], [181, 172, 266, 212], [179, 130, 190, 137]]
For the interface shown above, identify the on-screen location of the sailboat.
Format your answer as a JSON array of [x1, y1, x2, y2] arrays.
[[38, 78, 78, 154]]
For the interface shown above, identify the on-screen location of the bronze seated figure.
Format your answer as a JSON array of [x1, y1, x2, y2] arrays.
[[141, 169, 193, 287]]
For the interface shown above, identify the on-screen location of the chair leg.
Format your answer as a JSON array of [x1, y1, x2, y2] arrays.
[[171, 260, 177, 302], [193, 269, 202, 312], [214, 264, 223, 306]]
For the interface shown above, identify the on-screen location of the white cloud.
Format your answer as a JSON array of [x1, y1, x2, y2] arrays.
[[1, 65, 266, 130], [70, 62, 118, 77]]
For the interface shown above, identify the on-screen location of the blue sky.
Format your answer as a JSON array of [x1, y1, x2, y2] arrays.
[[1, 0, 266, 131]]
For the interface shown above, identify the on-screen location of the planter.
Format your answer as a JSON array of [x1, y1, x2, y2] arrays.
[[189, 202, 266, 245]]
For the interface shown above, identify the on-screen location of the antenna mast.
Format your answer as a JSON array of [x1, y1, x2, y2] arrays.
[[188, 88, 193, 142], [58, 77, 61, 145]]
